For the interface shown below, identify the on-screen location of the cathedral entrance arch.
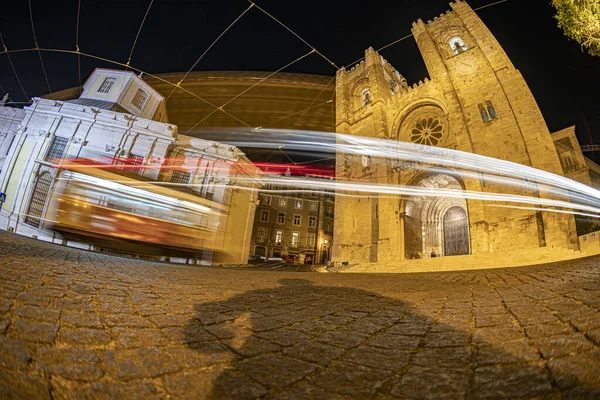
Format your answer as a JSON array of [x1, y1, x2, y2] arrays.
[[403, 172, 471, 258]]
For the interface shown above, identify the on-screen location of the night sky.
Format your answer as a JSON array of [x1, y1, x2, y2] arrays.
[[1, 0, 599, 159]]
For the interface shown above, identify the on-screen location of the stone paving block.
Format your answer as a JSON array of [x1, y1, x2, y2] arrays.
[[473, 363, 553, 398], [167, 342, 239, 369], [101, 313, 152, 328], [367, 333, 421, 350], [9, 318, 59, 343], [524, 322, 574, 338], [147, 313, 189, 328], [290, 320, 338, 335], [15, 293, 50, 307], [164, 368, 267, 400], [316, 330, 369, 349], [103, 347, 180, 380], [54, 299, 94, 312], [51, 378, 160, 400], [547, 351, 600, 389], [342, 345, 410, 370], [386, 322, 429, 336], [271, 383, 349, 400], [0, 315, 10, 334], [111, 327, 169, 348], [283, 341, 346, 366], [58, 327, 112, 346], [0, 369, 51, 400], [535, 334, 596, 358], [390, 366, 469, 399], [412, 346, 472, 367], [0, 337, 36, 369], [238, 354, 317, 389], [422, 331, 470, 347], [0, 297, 13, 313], [224, 336, 282, 357], [313, 361, 393, 397], [14, 305, 60, 322], [61, 311, 103, 328], [477, 339, 540, 365], [28, 286, 65, 298], [256, 328, 310, 347], [36, 347, 104, 381], [472, 326, 524, 343]]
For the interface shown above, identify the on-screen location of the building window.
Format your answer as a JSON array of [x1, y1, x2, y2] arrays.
[[275, 230, 283, 245], [362, 155, 372, 169], [170, 170, 191, 184], [361, 88, 372, 107], [260, 210, 270, 222], [486, 100, 497, 119], [308, 233, 315, 246], [263, 196, 271, 205], [277, 212, 286, 224], [45, 136, 69, 162], [131, 89, 149, 110], [293, 214, 302, 226], [478, 104, 490, 123], [309, 216, 317, 228], [256, 227, 268, 243], [25, 171, 53, 228], [326, 204, 334, 216], [309, 201, 318, 211], [117, 153, 144, 174], [295, 199, 303, 209], [449, 37, 467, 54], [325, 222, 333, 233], [291, 232, 300, 247], [97, 77, 116, 94], [279, 198, 287, 207], [562, 155, 578, 173]]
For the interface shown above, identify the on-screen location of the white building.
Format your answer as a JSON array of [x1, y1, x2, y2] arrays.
[[0, 69, 262, 265]]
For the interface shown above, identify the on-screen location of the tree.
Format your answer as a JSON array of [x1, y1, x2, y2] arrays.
[[552, 0, 600, 56]]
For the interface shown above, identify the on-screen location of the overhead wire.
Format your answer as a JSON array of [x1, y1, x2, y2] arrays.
[[0, 32, 30, 101], [250, 1, 340, 70], [75, 0, 82, 94], [28, 0, 52, 93], [126, 0, 155, 69], [290, 75, 335, 130], [184, 49, 316, 134], [166, 3, 255, 100]]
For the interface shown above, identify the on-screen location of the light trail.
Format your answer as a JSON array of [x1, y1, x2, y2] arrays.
[[52, 127, 600, 219]]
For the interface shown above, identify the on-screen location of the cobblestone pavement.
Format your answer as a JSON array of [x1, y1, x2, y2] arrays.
[[0, 231, 599, 399]]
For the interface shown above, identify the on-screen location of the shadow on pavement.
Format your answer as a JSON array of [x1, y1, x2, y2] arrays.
[[180, 278, 600, 399]]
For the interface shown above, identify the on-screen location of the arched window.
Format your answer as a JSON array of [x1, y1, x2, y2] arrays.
[[486, 100, 497, 119], [25, 171, 53, 227], [449, 37, 467, 54], [478, 104, 490, 122], [361, 88, 372, 107]]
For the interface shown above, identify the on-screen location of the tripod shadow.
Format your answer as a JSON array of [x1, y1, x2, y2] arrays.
[[175, 278, 599, 399]]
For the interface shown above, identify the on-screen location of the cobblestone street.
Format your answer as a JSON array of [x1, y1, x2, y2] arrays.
[[0, 230, 599, 399]]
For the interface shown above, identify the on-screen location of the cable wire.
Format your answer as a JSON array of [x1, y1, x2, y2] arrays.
[[76, 0, 83, 94], [0, 33, 30, 101], [166, 3, 255, 100], [28, 0, 52, 93], [184, 49, 315, 134], [250, 1, 339, 70], [127, 0, 155, 68], [291, 75, 335, 130]]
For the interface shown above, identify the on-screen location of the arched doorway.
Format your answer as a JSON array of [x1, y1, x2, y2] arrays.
[[403, 172, 471, 258], [443, 206, 469, 256]]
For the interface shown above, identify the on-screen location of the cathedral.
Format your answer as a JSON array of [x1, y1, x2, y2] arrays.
[[331, 0, 594, 271]]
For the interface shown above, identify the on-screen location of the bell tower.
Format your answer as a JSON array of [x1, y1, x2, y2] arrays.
[[409, 0, 577, 250]]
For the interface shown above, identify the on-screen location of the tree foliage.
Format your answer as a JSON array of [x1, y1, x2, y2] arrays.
[[552, 0, 600, 56]]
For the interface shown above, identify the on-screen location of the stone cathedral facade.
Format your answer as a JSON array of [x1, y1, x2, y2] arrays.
[[332, 0, 580, 267]]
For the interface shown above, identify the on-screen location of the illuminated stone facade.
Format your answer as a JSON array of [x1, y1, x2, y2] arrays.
[[332, 0, 581, 270]]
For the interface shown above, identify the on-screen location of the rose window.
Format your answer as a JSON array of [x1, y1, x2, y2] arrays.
[[410, 118, 444, 145]]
